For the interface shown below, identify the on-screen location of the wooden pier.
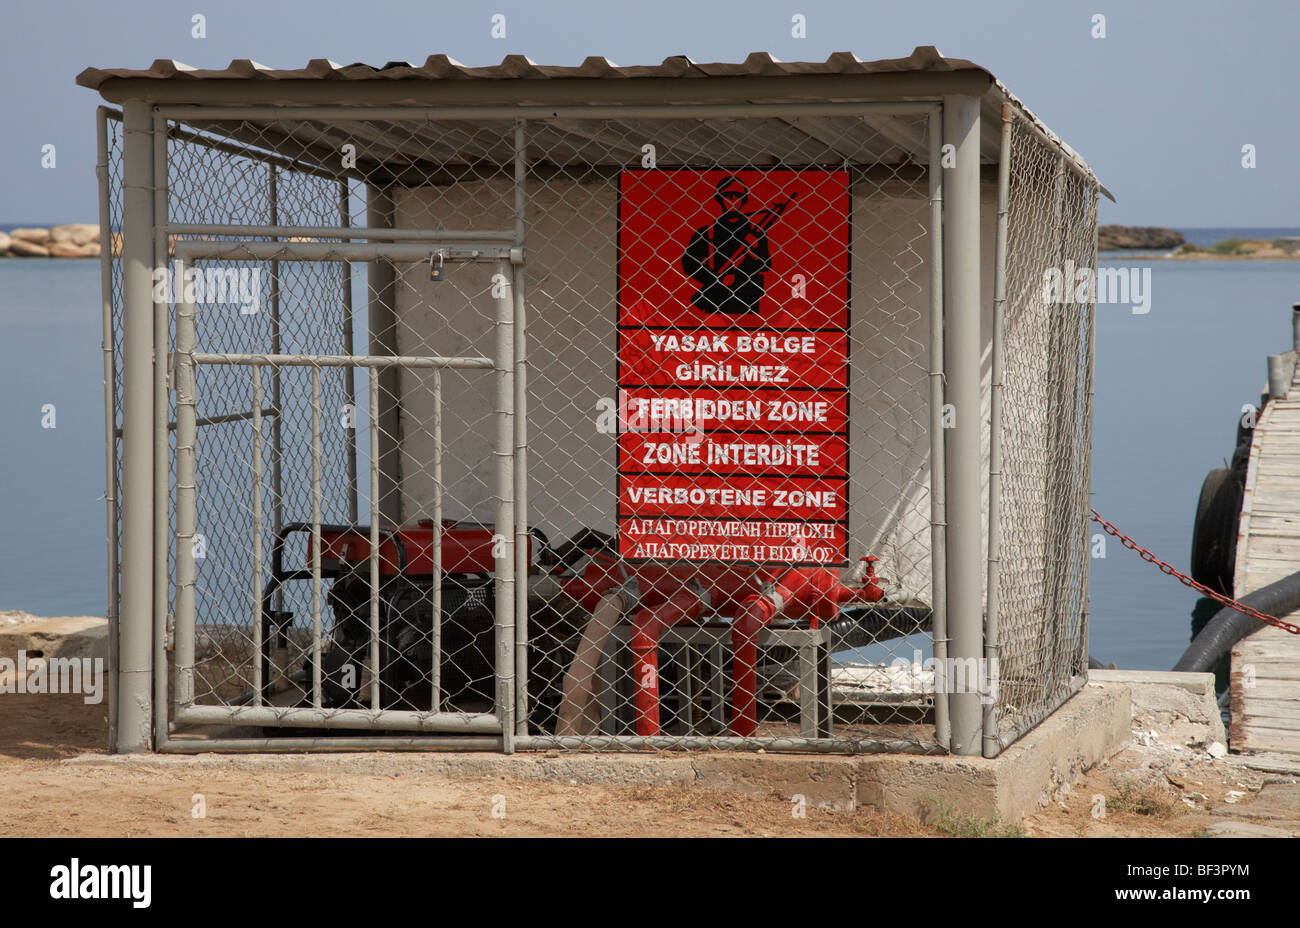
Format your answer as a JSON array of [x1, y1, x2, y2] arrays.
[[1230, 383, 1300, 756]]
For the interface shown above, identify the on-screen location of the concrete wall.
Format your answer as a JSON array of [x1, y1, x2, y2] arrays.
[[389, 174, 998, 604]]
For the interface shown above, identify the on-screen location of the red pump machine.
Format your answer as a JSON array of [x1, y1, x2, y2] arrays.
[[556, 556, 884, 737]]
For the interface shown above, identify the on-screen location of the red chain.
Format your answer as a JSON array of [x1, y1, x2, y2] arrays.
[[1090, 509, 1300, 635]]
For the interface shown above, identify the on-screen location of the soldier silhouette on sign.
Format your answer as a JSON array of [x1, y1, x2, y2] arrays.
[[681, 177, 796, 315]]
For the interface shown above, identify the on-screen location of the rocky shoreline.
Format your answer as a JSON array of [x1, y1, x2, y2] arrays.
[[0, 224, 104, 258], [1098, 225, 1186, 250], [1171, 237, 1300, 259], [1099, 224, 1300, 260]]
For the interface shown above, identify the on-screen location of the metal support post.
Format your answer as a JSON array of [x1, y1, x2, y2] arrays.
[[513, 119, 530, 737], [116, 100, 155, 752], [942, 95, 983, 755], [983, 104, 1012, 757], [340, 179, 360, 523], [174, 264, 197, 714], [367, 187, 403, 523], [152, 114, 171, 748], [927, 104, 950, 751], [494, 258, 517, 752]]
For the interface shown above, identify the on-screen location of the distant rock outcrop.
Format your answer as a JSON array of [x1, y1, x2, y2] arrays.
[[10, 227, 52, 245], [1099, 225, 1186, 250], [8, 239, 51, 257], [50, 223, 100, 247], [0, 224, 101, 258]]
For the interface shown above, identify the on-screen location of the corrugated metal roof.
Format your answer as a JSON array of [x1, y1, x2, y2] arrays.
[[78, 47, 1104, 190], [77, 47, 987, 87]]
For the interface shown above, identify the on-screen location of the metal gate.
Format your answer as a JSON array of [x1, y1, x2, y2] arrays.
[[167, 240, 523, 748]]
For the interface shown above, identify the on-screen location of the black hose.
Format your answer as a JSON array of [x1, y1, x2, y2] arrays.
[[1173, 568, 1300, 672]]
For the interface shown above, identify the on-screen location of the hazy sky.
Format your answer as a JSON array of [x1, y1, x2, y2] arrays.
[[2, 0, 1296, 227]]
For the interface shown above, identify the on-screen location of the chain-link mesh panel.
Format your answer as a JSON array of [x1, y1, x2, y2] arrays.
[[104, 114, 125, 642], [133, 112, 948, 748], [512, 116, 939, 748], [101, 116, 358, 717], [165, 125, 355, 718], [993, 115, 1097, 742], [183, 259, 355, 708]]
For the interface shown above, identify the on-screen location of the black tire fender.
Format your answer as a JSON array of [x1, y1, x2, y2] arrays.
[[1190, 468, 1242, 595]]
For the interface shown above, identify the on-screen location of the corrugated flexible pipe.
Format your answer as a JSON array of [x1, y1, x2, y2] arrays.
[[1173, 569, 1300, 673], [555, 580, 637, 736]]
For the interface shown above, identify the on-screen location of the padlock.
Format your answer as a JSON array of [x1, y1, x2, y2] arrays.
[[429, 250, 445, 282]]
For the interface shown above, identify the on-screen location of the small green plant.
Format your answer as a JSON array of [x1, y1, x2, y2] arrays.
[[1177, 243, 1204, 254], [1210, 238, 1247, 255], [926, 799, 1024, 838]]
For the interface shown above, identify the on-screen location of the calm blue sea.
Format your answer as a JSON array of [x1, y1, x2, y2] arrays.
[[1089, 246, 1300, 669], [0, 259, 108, 616], [2, 230, 1298, 673]]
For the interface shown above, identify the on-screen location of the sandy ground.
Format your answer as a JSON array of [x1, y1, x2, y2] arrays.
[[0, 692, 931, 837], [1, 689, 1296, 837]]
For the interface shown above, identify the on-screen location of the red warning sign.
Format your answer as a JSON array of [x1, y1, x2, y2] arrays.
[[617, 168, 850, 565], [618, 329, 848, 390], [618, 432, 849, 479]]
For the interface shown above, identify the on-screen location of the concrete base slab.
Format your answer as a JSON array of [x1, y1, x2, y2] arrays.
[[1088, 669, 1217, 696], [1208, 782, 1300, 822], [1205, 821, 1297, 838], [1088, 669, 1226, 747], [66, 679, 1131, 823], [1223, 752, 1300, 776]]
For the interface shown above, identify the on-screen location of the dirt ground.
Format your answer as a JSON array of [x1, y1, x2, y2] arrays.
[[1, 690, 1295, 837]]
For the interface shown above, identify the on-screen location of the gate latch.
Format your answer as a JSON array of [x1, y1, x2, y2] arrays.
[[429, 249, 445, 282]]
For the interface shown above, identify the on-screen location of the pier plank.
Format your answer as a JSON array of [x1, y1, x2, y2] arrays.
[[1230, 395, 1300, 756], [1237, 709, 1300, 730]]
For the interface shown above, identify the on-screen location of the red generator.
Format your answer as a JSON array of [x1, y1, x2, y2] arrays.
[[258, 520, 582, 724]]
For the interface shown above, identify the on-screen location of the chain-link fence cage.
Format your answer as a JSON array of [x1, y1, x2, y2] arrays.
[[97, 109, 124, 750], [98, 95, 1099, 755], [517, 115, 938, 749], [990, 110, 1097, 749]]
